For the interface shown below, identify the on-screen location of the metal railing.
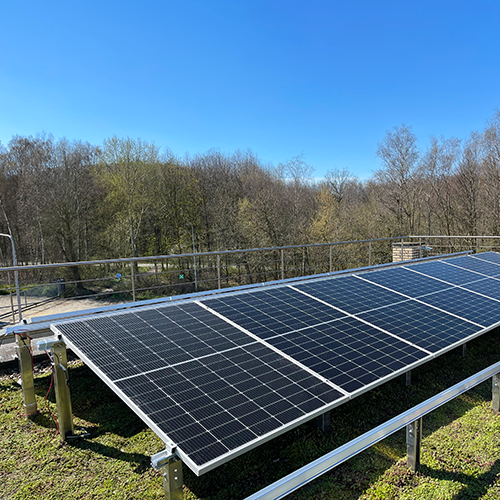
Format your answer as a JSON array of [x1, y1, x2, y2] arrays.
[[1, 234, 499, 325]]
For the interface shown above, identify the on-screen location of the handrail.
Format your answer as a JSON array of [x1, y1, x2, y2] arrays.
[[0, 236, 410, 272]]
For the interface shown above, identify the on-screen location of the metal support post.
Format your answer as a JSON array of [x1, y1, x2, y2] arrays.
[[317, 411, 331, 432], [53, 341, 74, 440], [461, 343, 467, 358], [492, 373, 500, 413], [402, 370, 411, 386], [160, 457, 183, 500], [130, 262, 136, 301], [329, 245, 333, 273], [419, 237, 422, 259], [17, 333, 37, 416], [406, 417, 422, 472], [368, 241, 372, 267]]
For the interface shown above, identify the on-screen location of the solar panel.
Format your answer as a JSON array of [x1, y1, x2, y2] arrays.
[[472, 252, 500, 265], [443, 255, 500, 276], [115, 345, 341, 468], [204, 287, 347, 339], [416, 287, 500, 326], [461, 277, 500, 300], [294, 275, 406, 314], [360, 267, 450, 297], [258, 316, 428, 393], [403, 261, 485, 286], [357, 300, 481, 352], [48, 251, 500, 476]]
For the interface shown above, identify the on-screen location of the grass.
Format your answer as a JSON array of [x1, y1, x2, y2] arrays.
[[2, 330, 500, 499]]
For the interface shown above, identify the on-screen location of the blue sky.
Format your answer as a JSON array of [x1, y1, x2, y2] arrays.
[[1, 1, 499, 179]]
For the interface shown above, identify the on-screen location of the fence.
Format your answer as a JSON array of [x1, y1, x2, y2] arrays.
[[1, 235, 499, 325]]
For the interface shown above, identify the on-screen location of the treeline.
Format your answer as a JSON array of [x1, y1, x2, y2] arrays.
[[0, 110, 499, 266]]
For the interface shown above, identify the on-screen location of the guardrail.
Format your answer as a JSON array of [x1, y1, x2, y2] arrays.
[[1, 235, 500, 325]]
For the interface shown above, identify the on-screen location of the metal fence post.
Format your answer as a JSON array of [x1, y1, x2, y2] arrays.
[[130, 262, 136, 302], [281, 249, 285, 280], [217, 254, 221, 289], [329, 245, 333, 273], [7, 272, 15, 323], [368, 241, 372, 267]]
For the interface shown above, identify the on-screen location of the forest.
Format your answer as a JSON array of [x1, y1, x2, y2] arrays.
[[0, 110, 499, 267]]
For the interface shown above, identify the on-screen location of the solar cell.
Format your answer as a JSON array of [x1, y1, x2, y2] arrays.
[[294, 275, 406, 314], [360, 267, 449, 297]]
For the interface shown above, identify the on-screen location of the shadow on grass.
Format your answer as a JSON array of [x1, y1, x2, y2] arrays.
[[420, 459, 500, 500], [68, 438, 152, 473], [32, 365, 148, 438]]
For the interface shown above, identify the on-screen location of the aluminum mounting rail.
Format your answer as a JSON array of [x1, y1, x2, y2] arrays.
[[245, 359, 500, 500]]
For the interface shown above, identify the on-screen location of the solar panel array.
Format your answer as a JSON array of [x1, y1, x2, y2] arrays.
[[51, 252, 500, 475]]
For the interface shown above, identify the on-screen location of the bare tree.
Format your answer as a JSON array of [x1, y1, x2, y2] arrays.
[[483, 110, 500, 234], [375, 125, 422, 234], [420, 136, 461, 235], [279, 154, 316, 243], [324, 168, 358, 205], [456, 133, 483, 235]]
